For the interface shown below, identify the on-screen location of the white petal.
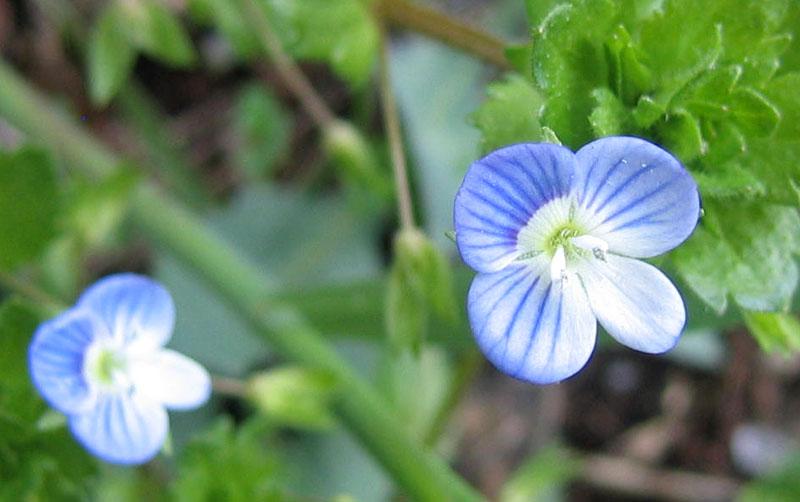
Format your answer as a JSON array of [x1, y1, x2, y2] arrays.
[[574, 137, 700, 258], [68, 392, 168, 465], [128, 349, 211, 410], [454, 143, 577, 273], [467, 260, 597, 384], [28, 308, 107, 414], [76, 274, 175, 352], [578, 254, 686, 353]]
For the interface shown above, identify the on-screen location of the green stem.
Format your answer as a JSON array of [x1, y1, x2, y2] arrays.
[[378, 0, 511, 69], [0, 59, 485, 502], [378, 28, 416, 229]]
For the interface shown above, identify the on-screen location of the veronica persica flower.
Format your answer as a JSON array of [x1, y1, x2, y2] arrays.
[[454, 137, 700, 384], [28, 274, 211, 464]]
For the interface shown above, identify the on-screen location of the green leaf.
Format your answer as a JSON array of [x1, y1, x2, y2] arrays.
[[386, 228, 457, 353], [727, 87, 781, 138], [589, 87, 627, 136], [120, 0, 197, 66], [232, 84, 291, 180], [247, 366, 338, 430], [471, 74, 547, 154], [187, 0, 260, 59], [500, 444, 579, 502], [322, 121, 391, 201], [172, 418, 284, 502], [692, 162, 765, 200], [66, 167, 139, 249], [739, 453, 800, 502], [0, 298, 47, 431], [656, 109, 705, 162], [743, 311, 800, 354], [672, 201, 800, 314], [270, 0, 378, 87], [87, 4, 137, 106], [0, 146, 60, 270], [531, 0, 617, 148]]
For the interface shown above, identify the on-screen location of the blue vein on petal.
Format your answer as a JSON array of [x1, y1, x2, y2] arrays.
[[479, 163, 540, 211], [476, 268, 530, 351], [500, 276, 540, 367], [461, 205, 519, 234], [464, 187, 528, 226], [580, 156, 602, 203], [600, 178, 677, 227], [503, 156, 548, 204], [591, 161, 665, 214], [584, 158, 627, 210], [457, 224, 516, 239], [512, 282, 552, 377], [529, 146, 566, 198]]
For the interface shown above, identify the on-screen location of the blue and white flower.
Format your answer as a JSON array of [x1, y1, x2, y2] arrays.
[[28, 273, 211, 464], [454, 137, 700, 384]]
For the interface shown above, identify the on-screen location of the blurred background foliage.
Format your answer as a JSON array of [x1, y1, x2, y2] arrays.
[[0, 0, 799, 500]]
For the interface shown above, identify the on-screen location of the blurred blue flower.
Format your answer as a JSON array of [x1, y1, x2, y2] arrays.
[[454, 137, 700, 384], [28, 273, 211, 464]]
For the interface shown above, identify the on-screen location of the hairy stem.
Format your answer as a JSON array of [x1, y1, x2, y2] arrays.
[[378, 0, 511, 69], [0, 59, 485, 502]]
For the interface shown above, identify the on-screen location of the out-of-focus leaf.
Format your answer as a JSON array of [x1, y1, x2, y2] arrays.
[[656, 108, 705, 162], [87, 4, 137, 106], [66, 167, 139, 249], [744, 311, 800, 355], [120, 0, 197, 66], [269, 0, 378, 87], [673, 201, 800, 314], [233, 84, 291, 180], [172, 418, 284, 502], [247, 366, 338, 429], [188, 0, 260, 59], [386, 228, 457, 352], [471, 74, 547, 154], [500, 444, 579, 502], [0, 146, 60, 270], [738, 452, 800, 502]]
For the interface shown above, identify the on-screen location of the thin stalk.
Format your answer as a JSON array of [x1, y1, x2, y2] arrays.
[[239, 0, 336, 128], [211, 375, 249, 398], [378, 0, 511, 69], [378, 29, 415, 229], [0, 59, 485, 502], [0, 270, 67, 311]]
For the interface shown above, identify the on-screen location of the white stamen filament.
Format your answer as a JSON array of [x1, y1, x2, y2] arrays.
[[571, 234, 609, 252], [550, 246, 567, 282]]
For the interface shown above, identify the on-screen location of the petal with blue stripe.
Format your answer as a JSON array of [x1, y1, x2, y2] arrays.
[[76, 274, 175, 352], [455, 143, 577, 273], [28, 308, 107, 414], [68, 391, 168, 465], [574, 137, 700, 258], [467, 259, 596, 384]]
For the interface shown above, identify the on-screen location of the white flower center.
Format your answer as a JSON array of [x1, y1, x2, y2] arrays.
[[516, 197, 608, 282], [84, 340, 132, 392]]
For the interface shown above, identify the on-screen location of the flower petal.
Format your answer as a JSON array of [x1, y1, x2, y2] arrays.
[[467, 259, 597, 384], [28, 308, 108, 414], [76, 274, 175, 352], [128, 349, 211, 410], [455, 143, 577, 273], [578, 254, 686, 353], [574, 137, 700, 258], [68, 392, 168, 465]]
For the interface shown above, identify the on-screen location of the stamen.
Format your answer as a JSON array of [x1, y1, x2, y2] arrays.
[[550, 246, 567, 282], [571, 234, 609, 262]]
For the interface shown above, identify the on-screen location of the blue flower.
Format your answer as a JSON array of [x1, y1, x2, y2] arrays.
[[454, 137, 700, 384], [28, 273, 211, 464]]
